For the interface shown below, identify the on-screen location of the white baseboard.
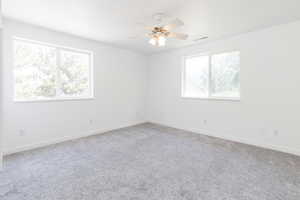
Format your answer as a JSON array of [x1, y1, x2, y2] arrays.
[[149, 121, 300, 157], [3, 121, 146, 156], [3, 121, 300, 158]]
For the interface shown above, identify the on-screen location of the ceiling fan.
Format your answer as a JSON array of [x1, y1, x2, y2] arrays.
[[138, 13, 189, 47], [147, 18, 188, 47]]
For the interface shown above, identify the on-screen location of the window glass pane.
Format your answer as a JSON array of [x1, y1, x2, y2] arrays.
[[14, 39, 93, 101], [14, 41, 57, 100], [183, 56, 209, 98], [211, 52, 240, 98], [59, 50, 91, 98]]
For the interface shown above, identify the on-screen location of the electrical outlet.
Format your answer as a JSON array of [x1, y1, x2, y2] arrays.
[[203, 120, 207, 125], [273, 130, 279, 136], [89, 120, 93, 125], [19, 129, 25, 136]]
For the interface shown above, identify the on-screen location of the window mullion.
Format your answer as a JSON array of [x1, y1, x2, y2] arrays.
[[208, 55, 212, 98], [55, 48, 62, 98]]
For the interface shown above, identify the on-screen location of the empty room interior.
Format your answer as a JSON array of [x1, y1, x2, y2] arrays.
[[1, 0, 300, 199]]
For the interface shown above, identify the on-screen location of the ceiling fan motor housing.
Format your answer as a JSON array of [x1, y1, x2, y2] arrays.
[[151, 27, 169, 38]]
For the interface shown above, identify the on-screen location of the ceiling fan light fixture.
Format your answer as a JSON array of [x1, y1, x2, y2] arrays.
[[158, 35, 166, 46], [149, 37, 157, 46], [149, 35, 166, 47]]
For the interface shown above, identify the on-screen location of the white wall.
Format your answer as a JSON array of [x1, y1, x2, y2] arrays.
[[0, 29, 2, 167], [147, 21, 300, 156], [2, 18, 300, 158], [0, 0, 3, 168], [1, 19, 148, 154]]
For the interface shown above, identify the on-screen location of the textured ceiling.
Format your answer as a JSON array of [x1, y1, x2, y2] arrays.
[[3, 0, 300, 54]]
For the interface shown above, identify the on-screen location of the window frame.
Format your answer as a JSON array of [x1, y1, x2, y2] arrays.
[[13, 37, 94, 103], [181, 51, 241, 101]]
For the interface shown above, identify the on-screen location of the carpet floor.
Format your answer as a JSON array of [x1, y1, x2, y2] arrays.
[[0, 123, 300, 200]]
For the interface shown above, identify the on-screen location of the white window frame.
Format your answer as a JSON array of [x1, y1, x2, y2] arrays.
[[181, 51, 241, 101], [13, 37, 94, 103]]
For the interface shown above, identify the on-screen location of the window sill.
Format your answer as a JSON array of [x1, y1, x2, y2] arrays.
[[181, 96, 241, 102], [14, 97, 95, 103]]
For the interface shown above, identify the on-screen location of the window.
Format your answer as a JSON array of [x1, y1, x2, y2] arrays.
[[182, 51, 240, 100], [14, 38, 93, 102]]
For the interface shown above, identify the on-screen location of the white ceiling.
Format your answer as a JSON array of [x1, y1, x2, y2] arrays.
[[3, 0, 300, 54]]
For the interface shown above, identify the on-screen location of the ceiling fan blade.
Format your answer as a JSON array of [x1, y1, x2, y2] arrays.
[[163, 18, 184, 31], [144, 26, 155, 31], [135, 22, 155, 33], [168, 32, 188, 40]]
